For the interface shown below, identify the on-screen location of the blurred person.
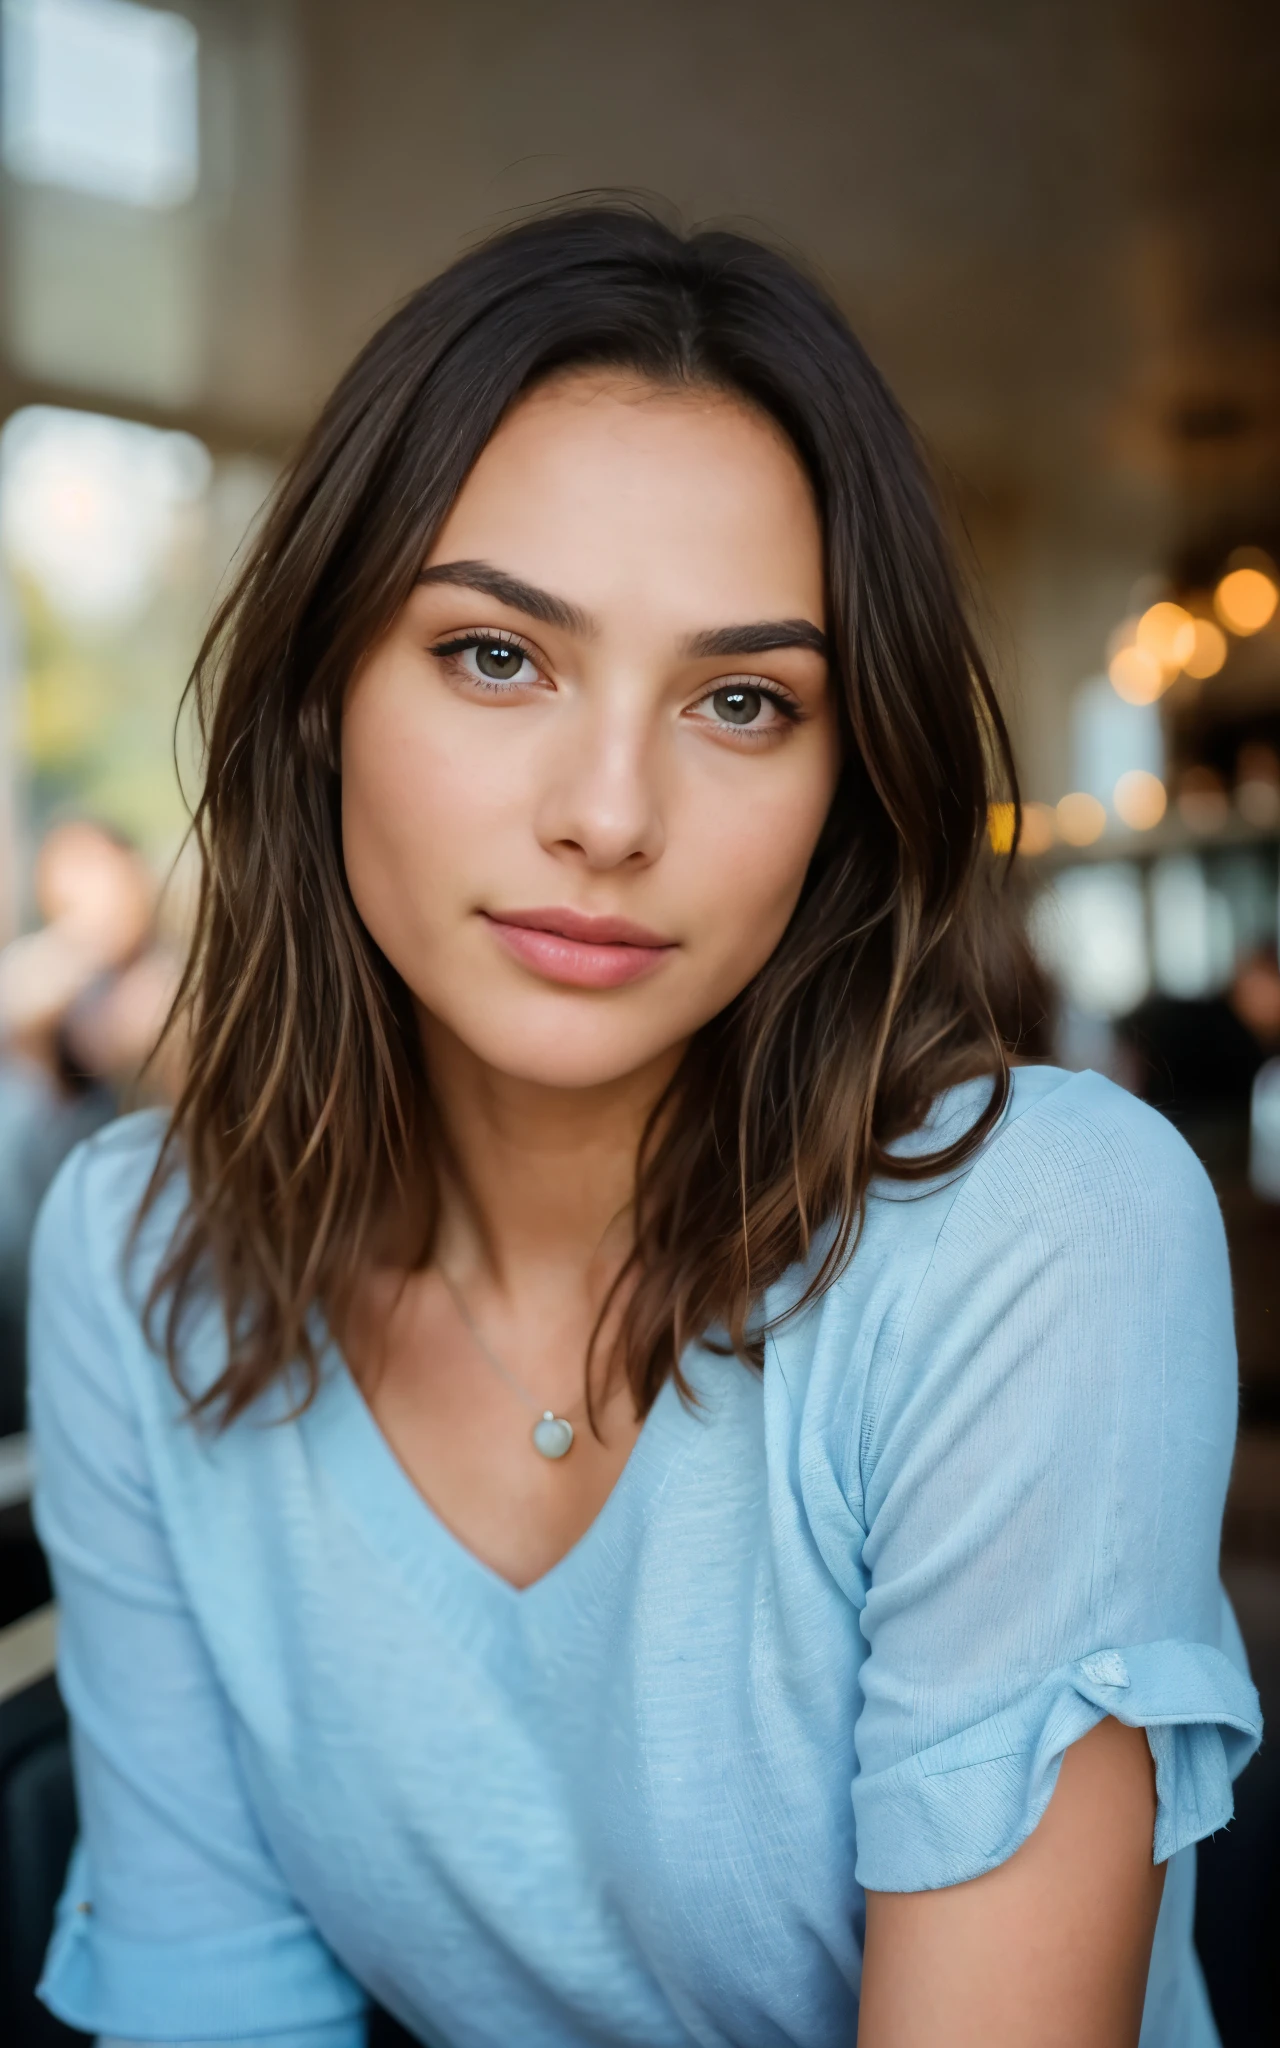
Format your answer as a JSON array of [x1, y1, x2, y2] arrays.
[[28, 210, 1260, 2048], [1232, 947, 1280, 1050], [0, 820, 155, 1068], [1119, 948, 1280, 1127], [0, 823, 176, 1434]]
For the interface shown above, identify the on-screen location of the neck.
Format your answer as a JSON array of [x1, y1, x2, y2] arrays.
[[415, 1010, 683, 1303]]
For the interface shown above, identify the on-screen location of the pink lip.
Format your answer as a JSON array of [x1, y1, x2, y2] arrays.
[[482, 906, 676, 990]]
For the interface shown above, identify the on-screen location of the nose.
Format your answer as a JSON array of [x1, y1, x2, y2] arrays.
[[533, 694, 665, 872]]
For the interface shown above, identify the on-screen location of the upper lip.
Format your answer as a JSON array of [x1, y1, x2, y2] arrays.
[[484, 906, 675, 948]]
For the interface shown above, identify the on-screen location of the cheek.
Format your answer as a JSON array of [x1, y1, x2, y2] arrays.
[[339, 666, 476, 957], [679, 750, 836, 977]]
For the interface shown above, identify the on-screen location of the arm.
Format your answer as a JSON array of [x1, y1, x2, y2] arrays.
[[28, 1135, 367, 2046], [849, 1078, 1261, 2035], [859, 1717, 1164, 2046]]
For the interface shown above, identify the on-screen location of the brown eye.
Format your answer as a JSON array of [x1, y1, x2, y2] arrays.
[[711, 685, 762, 726]]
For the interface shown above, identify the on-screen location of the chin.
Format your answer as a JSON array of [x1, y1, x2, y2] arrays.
[[450, 1008, 690, 1093]]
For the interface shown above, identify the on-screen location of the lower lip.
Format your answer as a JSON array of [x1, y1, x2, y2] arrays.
[[483, 917, 674, 989]]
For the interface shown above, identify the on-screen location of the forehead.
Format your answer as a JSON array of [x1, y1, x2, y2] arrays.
[[425, 370, 825, 629]]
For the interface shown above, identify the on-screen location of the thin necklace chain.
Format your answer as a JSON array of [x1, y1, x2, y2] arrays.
[[437, 1265, 563, 1420]]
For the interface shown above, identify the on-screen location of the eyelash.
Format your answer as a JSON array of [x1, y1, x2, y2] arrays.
[[429, 631, 803, 732], [430, 630, 541, 689], [720, 684, 803, 723]]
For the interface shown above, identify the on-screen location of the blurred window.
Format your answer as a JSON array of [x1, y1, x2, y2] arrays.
[[1150, 857, 1235, 1001], [0, 403, 271, 874], [1071, 675, 1164, 811], [1031, 862, 1151, 1020], [1250, 1058, 1280, 1201], [1, 0, 197, 209]]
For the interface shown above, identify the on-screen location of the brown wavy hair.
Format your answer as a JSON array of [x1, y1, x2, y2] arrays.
[[141, 203, 1042, 1425]]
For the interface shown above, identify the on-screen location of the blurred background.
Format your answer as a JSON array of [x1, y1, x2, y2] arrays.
[[0, 0, 1276, 2037]]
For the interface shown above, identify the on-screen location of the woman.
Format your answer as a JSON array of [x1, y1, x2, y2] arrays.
[[30, 207, 1260, 2048]]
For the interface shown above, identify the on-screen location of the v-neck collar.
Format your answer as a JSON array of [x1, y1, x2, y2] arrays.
[[302, 1338, 699, 1643]]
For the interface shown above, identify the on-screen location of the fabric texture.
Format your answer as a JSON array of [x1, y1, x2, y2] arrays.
[[28, 1066, 1261, 2047]]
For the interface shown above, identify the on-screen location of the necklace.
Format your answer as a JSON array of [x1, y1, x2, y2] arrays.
[[438, 1268, 575, 1461]]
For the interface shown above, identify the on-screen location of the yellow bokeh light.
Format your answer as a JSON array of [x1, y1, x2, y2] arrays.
[[1182, 617, 1227, 679], [1017, 801, 1055, 855], [1113, 769, 1167, 831], [987, 802, 1016, 854], [1108, 644, 1165, 704], [1135, 601, 1196, 670], [1056, 791, 1106, 846], [1214, 567, 1278, 636]]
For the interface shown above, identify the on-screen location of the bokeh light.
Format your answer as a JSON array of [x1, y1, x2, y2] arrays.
[[1113, 768, 1167, 831], [1108, 643, 1165, 704], [1135, 601, 1195, 670], [1182, 617, 1227, 679], [1017, 801, 1055, 855], [1214, 566, 1278, 636], [1055, 791, 1107, 846]]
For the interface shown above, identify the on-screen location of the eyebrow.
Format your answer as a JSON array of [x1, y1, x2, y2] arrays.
[[416, 558, 828, 661], [416, 560, 592, 635], [683, 619, 828, 659]]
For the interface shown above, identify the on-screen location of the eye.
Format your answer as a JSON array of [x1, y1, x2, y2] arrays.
[[473, 641, 528, 682], [711, 685, 765, 726], [688, 680, 800, 737], [431, 632, 541, 690]]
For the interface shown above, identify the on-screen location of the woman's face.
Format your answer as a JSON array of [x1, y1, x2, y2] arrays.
[[342, 370, 840, 1093]]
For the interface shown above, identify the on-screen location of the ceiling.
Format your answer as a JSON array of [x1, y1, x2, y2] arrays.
[[2, 0, 1276, 793]]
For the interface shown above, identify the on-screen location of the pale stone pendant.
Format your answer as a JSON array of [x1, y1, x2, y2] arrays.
[[531, 1411, 574, 1460]]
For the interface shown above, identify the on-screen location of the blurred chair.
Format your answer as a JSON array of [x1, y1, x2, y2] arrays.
[[0, 1607, 85, 2046], [1196, 1744, 1280, 2046], [0, 1439, 52, 1633]]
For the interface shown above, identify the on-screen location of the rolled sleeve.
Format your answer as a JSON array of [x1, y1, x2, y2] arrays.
[[42, 1844, 365, 2042], [852, 1074, 1263, 1893], [853, 1633, 1262, 1890]]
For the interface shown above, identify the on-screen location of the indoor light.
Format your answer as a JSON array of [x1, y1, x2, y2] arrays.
[[1108, 644, 1165, 704], [1182, 617, 1227, 679], [1113, 770, 1167, 831], [1017, 802, 1055, 856], [1135, 601, 1196, 671], [1055, 791, 1106, 847], [1214, 567, 1278, 636]]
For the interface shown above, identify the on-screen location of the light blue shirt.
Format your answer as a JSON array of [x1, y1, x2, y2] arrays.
[[30, 1066, 1262, 2047]]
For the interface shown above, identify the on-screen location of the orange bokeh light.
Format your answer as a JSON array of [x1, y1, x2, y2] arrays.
[[1182, 618, 1227, 679], [1135, 601, 1196, 670], [1109, 644, 1165, 704], [1017, 801, 1055, 855], [1214, 567, 1278, 636]]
